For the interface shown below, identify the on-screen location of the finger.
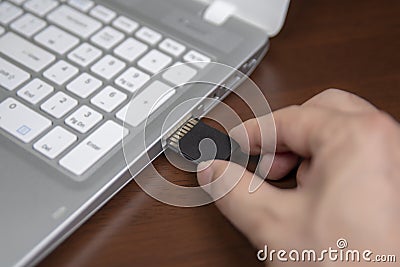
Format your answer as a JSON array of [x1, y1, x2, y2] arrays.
[[230, 89, 377, 156], [258, 152, 299, 180], [296, 159, 311, 187], [303, 88, 377, 113], [197, 160, 294, 247], [232, 105, 341, 157], [229, 116, 274, 155]]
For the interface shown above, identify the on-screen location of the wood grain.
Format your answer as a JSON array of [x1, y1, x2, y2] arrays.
[[39, 1, 400, 266]]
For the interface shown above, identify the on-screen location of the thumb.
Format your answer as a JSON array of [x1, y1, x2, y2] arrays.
[[197, 160, 291, 247]]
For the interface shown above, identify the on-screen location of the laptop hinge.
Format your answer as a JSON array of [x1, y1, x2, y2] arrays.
[[203, 1, 236, 25], [200, 0, 290, 37]]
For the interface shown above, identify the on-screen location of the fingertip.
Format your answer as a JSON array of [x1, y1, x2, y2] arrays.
[[229, 123, 247, 145], [264, 152, 299, 180], [197, 161, 214, 186], [229, 121, 253, 154]]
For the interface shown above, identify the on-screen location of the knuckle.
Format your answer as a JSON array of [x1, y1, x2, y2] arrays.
[[285, 104, 302, 112], [357, 111, 397, 139], [316, 88, 346, 101], [324, 88, 343, 95]]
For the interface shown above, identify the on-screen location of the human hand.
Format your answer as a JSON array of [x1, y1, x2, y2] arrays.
[[197, 89, 400, 266]]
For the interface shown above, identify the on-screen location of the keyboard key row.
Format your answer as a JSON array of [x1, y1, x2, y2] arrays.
[[0, 97, 129, 177]]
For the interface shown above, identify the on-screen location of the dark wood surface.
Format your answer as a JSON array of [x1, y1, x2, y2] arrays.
[[39, 1, 400, 266]]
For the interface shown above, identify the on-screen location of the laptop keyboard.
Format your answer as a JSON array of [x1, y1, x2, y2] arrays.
[[0, 0, 211, 177]]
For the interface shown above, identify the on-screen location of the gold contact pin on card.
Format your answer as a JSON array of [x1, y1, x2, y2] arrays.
[[167, 118, 199, 149]]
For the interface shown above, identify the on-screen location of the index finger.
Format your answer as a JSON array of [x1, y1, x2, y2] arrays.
[[230, 89, 378, 156], [230, 105, 343, 157], [304, 88, 377, 113]]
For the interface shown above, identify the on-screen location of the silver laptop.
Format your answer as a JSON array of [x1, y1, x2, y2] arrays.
[[0, 0, 289, 266]]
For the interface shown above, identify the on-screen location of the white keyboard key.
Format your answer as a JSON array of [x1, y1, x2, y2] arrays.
[[17, 78, 53, 104], [0, 26, 4, 35], [44, 60, 78, 85], [41, 92, 78, 119], [47, 5, 102, 39], [35, 25, 79, 55], [89, 5, 116, 23], [91, 55, 125, 80], [115, 67, 150, 93], [135, 27, 162, 45], [91, 86, 127, 112], [138, 49, 172, 74], [112, 16, 138, 34], [68, 0, 94, 12], [0, 32, 55, 72], [183, 50, 211, 69], [114, 38, 147, 62], [66, 73, 102, 98], [0, 57, 30, 91], [116, 81, 175, 127], [0, 98, 51, 143], [162, 64, 197, 85], [0, 2, 23, 25], [10, 0, 27, 5], [91, 26, 124, 50], [67, 43, 102, 67], [10, 13, 46, 37], [159, 38, 186, 57], [60, 120, 128, 176], [65, 105, 102, 133], [24, 0, 58, 16], [34, 126, 77, 159]]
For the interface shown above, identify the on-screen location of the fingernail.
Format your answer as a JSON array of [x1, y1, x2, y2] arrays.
[[197, 161, 214, 186]]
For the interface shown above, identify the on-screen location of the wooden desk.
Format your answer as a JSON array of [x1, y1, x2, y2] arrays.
[[39, 1, 400, 266]]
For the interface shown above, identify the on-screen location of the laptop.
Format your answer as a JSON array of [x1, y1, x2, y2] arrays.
[[0, 0, 289, 266]]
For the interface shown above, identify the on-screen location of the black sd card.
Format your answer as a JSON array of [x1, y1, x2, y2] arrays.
[[167, 118, 240, 164]]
